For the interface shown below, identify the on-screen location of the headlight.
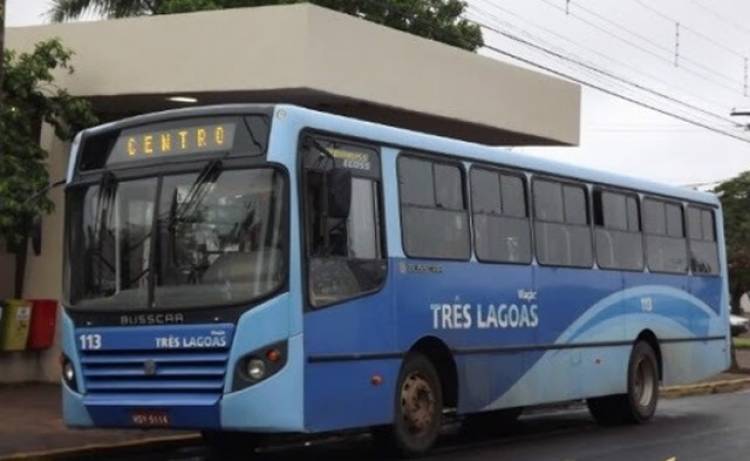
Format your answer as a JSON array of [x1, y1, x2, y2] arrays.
[[61, 356, 78, 392], [246, 359, 266, 381], [64, 362, 75, 382], [232, 341, 288, 391]]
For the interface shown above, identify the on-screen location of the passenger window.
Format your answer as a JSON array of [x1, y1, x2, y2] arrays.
[[563, 185, 588, 225], [533, 179, 592, 267], [470, 167, 532, 264], [687, 205, 719, 275], [471, 168, 501, 214], [626, 196, 640, 232], [643, 197, 687, 274], [501, 175, 527, 218], [687, 207, 702, 240], [434, 163, 463, 210], [702, 209, 716, 241], [399, 157, 434, 207], [399, 155, 470, 260], [643, 199, 666, 235], [301, 135, 387, 307], [666, 204, 684, 238], [593, 189, 644, 271], [533, 180, 564, 222]]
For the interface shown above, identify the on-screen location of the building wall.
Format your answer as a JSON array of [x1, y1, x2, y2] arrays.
[[6, 4, 580, 146], [0, 124, 68, 383]]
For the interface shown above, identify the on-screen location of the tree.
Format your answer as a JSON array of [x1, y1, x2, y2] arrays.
[[1, 0, 6, 100], [714, 172, 750, 312], [49, 0, 483, 51], [0, 39, 98, 298]]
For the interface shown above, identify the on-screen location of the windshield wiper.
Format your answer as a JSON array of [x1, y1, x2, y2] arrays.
[[171, 158, 224, 224], [83, 171, 119, 290]]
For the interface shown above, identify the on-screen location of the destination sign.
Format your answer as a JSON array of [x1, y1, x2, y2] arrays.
[[109, 123, 236, 163], [304, 138, 380, 179]]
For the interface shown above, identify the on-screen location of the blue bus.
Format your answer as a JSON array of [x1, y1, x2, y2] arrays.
[[61, 104, 730, 456]]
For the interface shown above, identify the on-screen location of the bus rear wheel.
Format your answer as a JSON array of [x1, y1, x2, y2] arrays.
[[378, 352, 443, 457], [587, 340, 659, 426]]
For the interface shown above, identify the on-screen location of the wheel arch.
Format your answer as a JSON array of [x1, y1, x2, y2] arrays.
[[636, 329, 663, 381], [408, 336, 459, 409]]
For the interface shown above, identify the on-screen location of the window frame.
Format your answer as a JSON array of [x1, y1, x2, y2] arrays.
[[592, 186, 645, 272], [468, 164, 532, 265], [531, 175, 594, 269], [642, 196, 689, 274], [298, 130, 389, 311], [397, 151, 471, 261]]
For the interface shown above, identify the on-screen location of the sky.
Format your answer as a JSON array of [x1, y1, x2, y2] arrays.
[[6, 0, 750, 187]]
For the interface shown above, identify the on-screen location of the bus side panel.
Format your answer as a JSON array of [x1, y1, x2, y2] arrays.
[[481, 266, 629, 410], [303, 284, 399, 432], [624, 273, 729, 385], [393, 259, 533, 413]]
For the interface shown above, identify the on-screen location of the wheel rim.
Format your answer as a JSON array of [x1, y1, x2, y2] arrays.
[[633, 357, 656, 407], [400, 371, 436, 435]]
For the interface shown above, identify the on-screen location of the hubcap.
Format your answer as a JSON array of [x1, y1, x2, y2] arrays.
[[633, 357, 656, 407], [400, 372, 436, 435]]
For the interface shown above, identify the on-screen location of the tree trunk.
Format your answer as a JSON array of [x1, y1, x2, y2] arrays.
[[13, 240, 27, 299]]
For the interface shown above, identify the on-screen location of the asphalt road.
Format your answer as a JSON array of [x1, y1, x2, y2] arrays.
[[95, 390, 750, 461]]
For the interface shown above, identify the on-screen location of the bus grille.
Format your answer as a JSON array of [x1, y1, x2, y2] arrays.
[[80, 350, 229, 395]]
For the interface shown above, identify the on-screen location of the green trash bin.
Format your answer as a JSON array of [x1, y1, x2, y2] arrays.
[[1, 299, 32, 351]]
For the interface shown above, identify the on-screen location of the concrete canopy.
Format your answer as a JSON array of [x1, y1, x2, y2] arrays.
[[6, 3, 580, 146]]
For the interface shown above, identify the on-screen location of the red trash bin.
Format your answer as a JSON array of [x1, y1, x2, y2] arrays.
[[27, 299, 58, 350]]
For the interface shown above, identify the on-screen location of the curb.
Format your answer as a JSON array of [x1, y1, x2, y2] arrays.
[[661, 377, 750, 398], [0, 434, 201, 461]]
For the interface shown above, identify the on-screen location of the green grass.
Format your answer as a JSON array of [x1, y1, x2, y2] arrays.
[[733, 337, 750, 349]]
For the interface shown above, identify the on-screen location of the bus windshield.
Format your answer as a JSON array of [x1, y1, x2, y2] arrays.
[[66, 167, 286, 310]]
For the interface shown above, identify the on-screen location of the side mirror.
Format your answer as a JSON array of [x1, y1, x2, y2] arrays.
[[31, 216, 42, 256], [327, 168, 352, 219]]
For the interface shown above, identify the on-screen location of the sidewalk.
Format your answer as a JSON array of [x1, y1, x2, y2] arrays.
[[0, 384, 195, 459]]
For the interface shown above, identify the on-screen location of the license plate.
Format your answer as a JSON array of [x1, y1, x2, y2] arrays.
[[131, 409, 170, 427]]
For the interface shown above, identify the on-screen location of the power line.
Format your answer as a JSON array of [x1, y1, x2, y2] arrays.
[[568, 0, 741, 87], [536, 0, 745, 94], [338, 0, 750, 144], [468, 23, 750, 144], [689, 0, 750, 39], [468, 7, 744, 136], [470, 0, 734, 114], [630, 0, 748, 60], [471, 12, 743, 128]]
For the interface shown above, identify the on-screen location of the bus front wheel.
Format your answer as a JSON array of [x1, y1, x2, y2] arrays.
[[377, 352, 444, 457], [587, 340, 659, 426]]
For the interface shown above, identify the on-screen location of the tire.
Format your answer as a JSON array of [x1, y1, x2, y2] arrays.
[[462, 407, 523, 436], [201, 430, 260, 460], [377, 352, 444, 457], [587, 340, 659, 426]]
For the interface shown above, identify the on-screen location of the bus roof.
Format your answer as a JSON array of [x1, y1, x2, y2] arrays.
[[72, 103, 719, 207]]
